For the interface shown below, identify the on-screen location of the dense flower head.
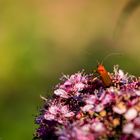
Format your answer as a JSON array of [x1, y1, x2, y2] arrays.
[[34, 65, 140, 140]]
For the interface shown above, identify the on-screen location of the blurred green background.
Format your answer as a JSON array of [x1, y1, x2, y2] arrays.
[[0, 0, 140, 139]]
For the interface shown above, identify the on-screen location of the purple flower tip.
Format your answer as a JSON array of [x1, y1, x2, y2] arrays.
[[34, 66, 140, 140]]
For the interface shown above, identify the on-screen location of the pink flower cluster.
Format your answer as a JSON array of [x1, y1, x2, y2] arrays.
[[34, 66, 140, 140]]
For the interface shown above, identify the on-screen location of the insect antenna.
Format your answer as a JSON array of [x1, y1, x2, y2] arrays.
[[101, 53, 122, 64], [96, 60, 100, 65]]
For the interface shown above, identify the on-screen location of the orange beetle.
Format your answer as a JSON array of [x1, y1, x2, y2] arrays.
[[94, 53, 121, 87], [95, 53, 121, 87], [96, 64, 112, 87]]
